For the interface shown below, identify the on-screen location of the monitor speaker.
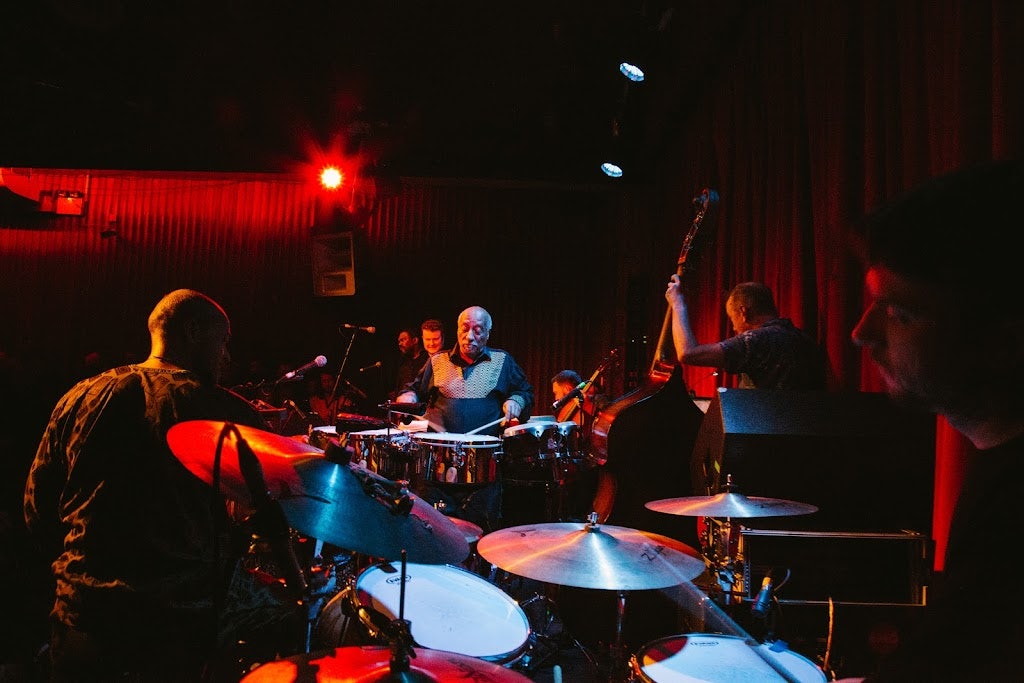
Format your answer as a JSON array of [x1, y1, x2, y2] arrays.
[[690, 388, 935, 534]]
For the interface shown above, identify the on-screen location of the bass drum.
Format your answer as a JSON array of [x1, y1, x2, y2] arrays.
[[630, 633, 826, 682], [314, 562, 531, 666]]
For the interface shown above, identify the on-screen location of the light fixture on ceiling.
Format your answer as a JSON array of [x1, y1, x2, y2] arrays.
[[599, 117, 626, 179], [618, 61, 645, 82]]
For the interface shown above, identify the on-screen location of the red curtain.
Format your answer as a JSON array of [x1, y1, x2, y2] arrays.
[[652, 0, 1023, 569]]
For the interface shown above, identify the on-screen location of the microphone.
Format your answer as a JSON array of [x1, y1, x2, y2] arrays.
[[359, 360, 383, 372], [235, 430, 308, 601], [278, 355, 327, 382], [552, 381, 588, 411], [340, 323, 377, 334], [751, 572, 774, 618]]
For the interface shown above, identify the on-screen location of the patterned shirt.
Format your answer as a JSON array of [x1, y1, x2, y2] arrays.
[[405, 346, 534, 436], [24, 365, 263, 640]]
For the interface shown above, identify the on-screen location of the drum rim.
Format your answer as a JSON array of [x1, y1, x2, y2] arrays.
[[349, 428, 410, 438], [413, 432, 503, 446]]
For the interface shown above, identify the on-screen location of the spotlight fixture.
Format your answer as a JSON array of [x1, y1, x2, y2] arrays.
[[618, 61, 645, 83], [600, 162, 624, 178], [320, 166, 344, 190]]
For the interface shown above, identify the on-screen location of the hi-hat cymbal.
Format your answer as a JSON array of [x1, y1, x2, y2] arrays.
[[240, 645, 532, 682], [645, 492, 819, 518], [476, 521, 705, 591], [167, 420, 324, 508], [280, 459, 469, 565]]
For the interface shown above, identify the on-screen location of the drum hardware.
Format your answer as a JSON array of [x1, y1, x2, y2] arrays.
[[644, 474, 818, 608], [477, 512, 705, 682]]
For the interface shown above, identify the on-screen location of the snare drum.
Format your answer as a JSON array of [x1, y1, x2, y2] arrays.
[[348, 428, 413, 480], [314, 562, 531, 665], [412, 432, 503, 485], [630, 633, 826, 682]]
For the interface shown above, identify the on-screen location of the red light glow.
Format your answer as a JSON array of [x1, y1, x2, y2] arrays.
[[320, 167, 344, 190]]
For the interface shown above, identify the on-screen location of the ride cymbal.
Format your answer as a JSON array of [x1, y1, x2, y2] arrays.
[[645, 492, 818, 518], [476, 521, 704, 591]]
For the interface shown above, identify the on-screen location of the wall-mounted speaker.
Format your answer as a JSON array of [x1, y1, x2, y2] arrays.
[[312, 232, 355, 296]]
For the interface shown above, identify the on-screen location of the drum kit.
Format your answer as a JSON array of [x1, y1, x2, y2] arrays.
[[167, 420, 825, 682]]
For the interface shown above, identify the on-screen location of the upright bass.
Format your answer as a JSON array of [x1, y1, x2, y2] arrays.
[[589, 188, 718, 545]]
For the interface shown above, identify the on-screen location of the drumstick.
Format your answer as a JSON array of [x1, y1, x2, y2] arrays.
[[417, 415, 446, 433], [465, 417, 506, 435]]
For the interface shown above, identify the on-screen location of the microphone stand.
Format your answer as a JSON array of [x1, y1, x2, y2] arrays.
[[330, 328, 360, 414]]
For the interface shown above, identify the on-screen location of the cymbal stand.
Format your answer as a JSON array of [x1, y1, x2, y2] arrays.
[[700, 515, 745, 604], [607, 590, 632, 683], [382, 550, 432, 680]]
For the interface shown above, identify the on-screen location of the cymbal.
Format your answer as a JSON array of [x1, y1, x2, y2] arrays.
[[279, 459, 469, 565], [240, 645, 532, 682], [167, 420, 324, 508], [448, 516, 483, 544], [476, 521, 705, 591], [645, 492, 819, 518]]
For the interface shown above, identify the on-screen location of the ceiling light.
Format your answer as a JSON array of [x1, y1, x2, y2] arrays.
[[600, 162, 624, 178], [618, 61, 645, 82]]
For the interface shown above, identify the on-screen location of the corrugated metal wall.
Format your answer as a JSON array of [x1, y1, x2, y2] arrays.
[[1, 168, 655, 412]]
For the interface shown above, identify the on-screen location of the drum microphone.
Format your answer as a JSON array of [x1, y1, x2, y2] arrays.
[[278, 355, 327, 382], [751, 571, 774, 618], [552, 381, 588, 411], [340, 323, 377, 334]]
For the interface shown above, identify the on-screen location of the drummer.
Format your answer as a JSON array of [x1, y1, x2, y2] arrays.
[[23, 289, 292, 682], [395, 306, 534, 527], [395, 305, 533, 438]]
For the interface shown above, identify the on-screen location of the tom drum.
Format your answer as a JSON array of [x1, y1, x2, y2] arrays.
[[412, 432, 503, 485], [314, 562, 531, 665], [347, 428, 414, 480]]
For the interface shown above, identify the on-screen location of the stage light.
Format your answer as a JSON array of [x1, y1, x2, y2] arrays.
[[320, 166, 344, 190], [619, 61, 645, 82], [600, 162, 624, 178]]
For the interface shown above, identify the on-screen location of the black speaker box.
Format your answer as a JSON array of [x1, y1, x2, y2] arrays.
[[690, 389, 936, 534]]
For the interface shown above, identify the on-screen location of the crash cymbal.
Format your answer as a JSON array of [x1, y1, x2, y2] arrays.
[[279, 459, 469, 565], [476, 521, 704, 591], [645, 492, 819, 518], [167, 420, 324, 508], [240, 645, 532, 682]]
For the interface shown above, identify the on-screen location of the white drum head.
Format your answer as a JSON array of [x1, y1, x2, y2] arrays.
[[355, 563, 530, 661]]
